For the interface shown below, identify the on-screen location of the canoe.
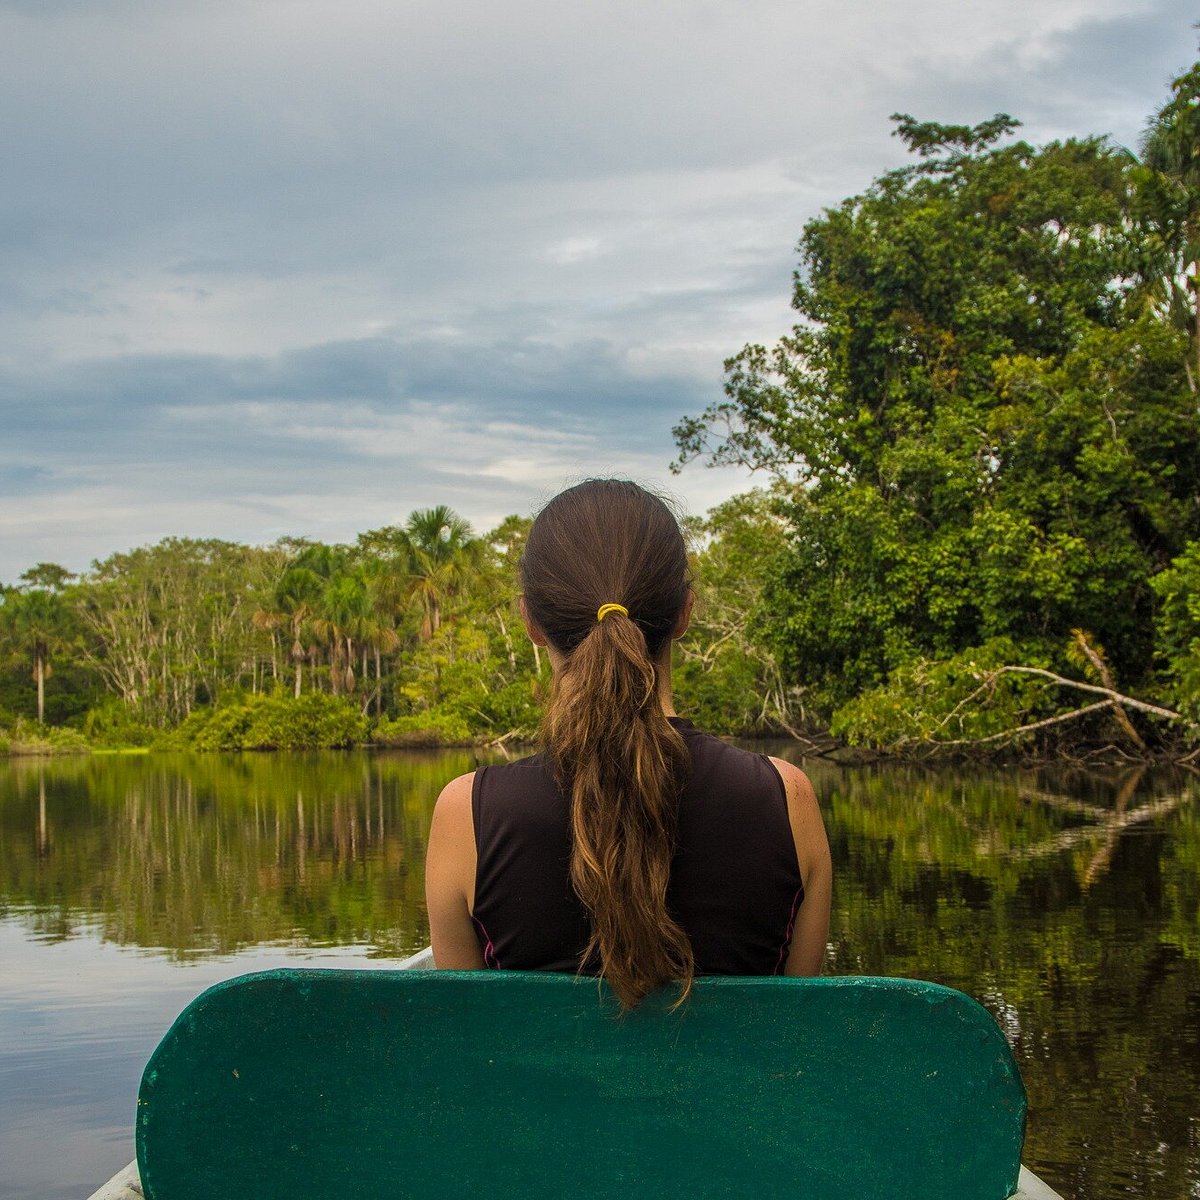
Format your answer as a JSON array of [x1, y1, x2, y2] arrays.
[[90, 947, 1065, 1200]]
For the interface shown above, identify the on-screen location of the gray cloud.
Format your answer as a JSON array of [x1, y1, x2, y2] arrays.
[[884, 0, 1192, 150], [0, 328, 730, 575], [0, 0, 1192, 578]]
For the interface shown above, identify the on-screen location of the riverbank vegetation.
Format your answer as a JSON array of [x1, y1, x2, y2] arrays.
[[674, 60, 1200, 760], [3, 60, 1200, 760], [0, 495, 792, 754]]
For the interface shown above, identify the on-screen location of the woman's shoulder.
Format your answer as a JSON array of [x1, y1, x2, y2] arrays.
[[438, 750, 549, 797], [763, 755, 821, 825], [472, 753, 563, 826], [767, 756, 818, 807], [675, 720, 787, 781], [767, 756, 827, 877], [432, 770, 476, 824]]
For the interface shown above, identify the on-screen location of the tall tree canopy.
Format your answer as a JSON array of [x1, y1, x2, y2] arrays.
[[676, 103, 1200, 737], [1138, 60, 1200, 390]]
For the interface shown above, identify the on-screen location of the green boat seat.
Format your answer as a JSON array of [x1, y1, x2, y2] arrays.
[[135, 970, 1027, 1200]]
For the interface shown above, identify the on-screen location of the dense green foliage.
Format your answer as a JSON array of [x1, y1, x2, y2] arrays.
[[675, 492, 802, 733], [165, 694, 370, 752], [675, 65, 1200, 750], [1151, 543, 1200, 724], [0, 501, 789, 750]]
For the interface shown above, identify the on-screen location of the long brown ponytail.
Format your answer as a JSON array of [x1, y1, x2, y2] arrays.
[[520, 480, 694, 1009]]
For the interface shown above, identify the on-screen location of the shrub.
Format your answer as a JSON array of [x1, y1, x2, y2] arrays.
[[244, 693, 369, 749], [372, 710, 474, 747], [1151, 543, 1200, 725], [1, 717, 91, 756], [83, 696, 159, 748], [168, 694, 369, 751]]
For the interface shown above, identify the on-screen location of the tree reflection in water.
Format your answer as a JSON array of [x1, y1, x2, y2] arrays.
[[1, 749, 1198, 1200], [0, 750, 482, 957]]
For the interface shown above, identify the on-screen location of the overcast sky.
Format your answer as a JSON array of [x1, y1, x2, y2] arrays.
[[0, 0, 1192, 581]]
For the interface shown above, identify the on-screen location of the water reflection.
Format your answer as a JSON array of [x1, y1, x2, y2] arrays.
[[0, 750, 484, 958], [781, 755, 1200, 1200], [0, 750, 1197, 1200]]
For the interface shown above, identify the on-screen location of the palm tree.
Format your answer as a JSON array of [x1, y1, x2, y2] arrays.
[[255, 547, 338, 697], [4, 587, 65, 725], [313, 569, 375, 694], [360, 570, 401, 714], [403, 506, 478, 641]]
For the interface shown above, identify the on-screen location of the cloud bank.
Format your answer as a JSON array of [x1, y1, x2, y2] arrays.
[[0, 0, 1191, 577]]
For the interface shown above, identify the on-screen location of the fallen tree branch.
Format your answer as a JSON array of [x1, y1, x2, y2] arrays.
[[989, 666, 1182, 720], [770, 714, 846, 757], [932, 699, 1115, 747]]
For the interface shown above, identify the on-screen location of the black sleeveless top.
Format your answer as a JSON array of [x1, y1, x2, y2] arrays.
[[471, 718, 805, 975]]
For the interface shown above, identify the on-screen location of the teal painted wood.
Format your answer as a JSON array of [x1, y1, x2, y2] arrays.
[[136, 971, 1027, 1200]]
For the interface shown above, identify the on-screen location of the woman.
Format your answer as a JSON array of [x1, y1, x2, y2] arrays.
[[425, 479, 831, 1008]]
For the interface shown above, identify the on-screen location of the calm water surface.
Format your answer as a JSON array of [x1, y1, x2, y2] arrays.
[[0, 748, 1196, 1200]]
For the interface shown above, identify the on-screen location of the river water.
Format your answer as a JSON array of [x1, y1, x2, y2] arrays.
[[0, 747, 1196, 1200]]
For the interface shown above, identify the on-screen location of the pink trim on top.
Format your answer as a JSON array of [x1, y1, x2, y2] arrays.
[[773, 887, 805, 976], [472, 915, 500, 969]]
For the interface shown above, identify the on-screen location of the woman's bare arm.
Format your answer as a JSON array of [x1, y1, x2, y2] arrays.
[[425, 771, 485, 969], [771, 757, 832, 976]]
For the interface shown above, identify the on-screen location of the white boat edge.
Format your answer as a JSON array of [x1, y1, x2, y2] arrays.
[[1013, 1165, 1067, 1200], [86, 944, 1066, 1200], [86, 1158, 1068, 1200], [87, 1160, 142, 1200]]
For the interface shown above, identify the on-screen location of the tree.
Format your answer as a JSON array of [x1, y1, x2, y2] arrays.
[[313, 568, 375, 696], [255, 551, 331, 699], [19, 563, 75, 592], [1137, 61, 1200, 390], [78, 539, 282, 726], [673, 492, 802, 735], [674, 109, 1200, 737], [2, 587, 67, 724], [402, 506, 478, 641], [0, 564, 79, 725]]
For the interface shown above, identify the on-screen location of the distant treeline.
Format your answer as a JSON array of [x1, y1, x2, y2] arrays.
[[0, 498, 794, 751], [5, 60, 1200, 758]]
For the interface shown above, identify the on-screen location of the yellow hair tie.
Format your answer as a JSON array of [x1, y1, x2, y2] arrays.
[[596, 603, 629, 623]]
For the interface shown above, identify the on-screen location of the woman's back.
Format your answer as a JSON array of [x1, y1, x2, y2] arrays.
[[472, 719, 804, 974]]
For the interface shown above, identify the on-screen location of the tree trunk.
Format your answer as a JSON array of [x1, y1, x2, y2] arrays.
[[496, 609, 517, 672], [35, 651, 45, 725]]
